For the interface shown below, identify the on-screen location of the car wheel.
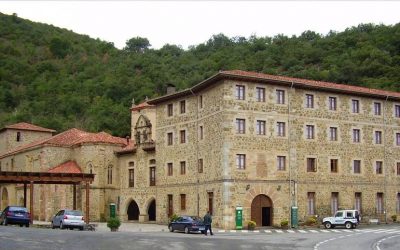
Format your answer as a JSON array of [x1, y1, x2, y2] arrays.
[[324, 222, 332, 229], [69, 228, 73, 230], [345, 222, 352, 229], [184, 226, 190, 234], [169, 226, 174, 232], [60, 222, 64, 230], [20, 224, 23, 227]]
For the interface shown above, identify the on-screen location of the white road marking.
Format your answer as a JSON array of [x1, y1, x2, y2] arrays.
[[298, 230, 307, 233], [275, 230, 284, 233], [309, 230, 319, 233], [264, 230, 272, 233], [320, 230, 329, 233]]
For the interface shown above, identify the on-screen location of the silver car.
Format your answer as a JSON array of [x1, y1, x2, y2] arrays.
[[51, 209, 85, 230]]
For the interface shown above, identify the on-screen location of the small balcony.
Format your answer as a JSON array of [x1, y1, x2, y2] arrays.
[[142, 141, 155, 151]]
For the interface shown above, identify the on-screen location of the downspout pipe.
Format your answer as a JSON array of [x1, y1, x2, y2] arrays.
[[288, 81, 294, 226], [383, 95, 389, 223]]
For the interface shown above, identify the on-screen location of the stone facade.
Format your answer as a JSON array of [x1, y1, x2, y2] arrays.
[[120, 71, 400, 229]]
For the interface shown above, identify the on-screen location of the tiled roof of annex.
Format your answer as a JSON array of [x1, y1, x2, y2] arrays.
[[130, 101, 155, 112], [47, 160, 82, 174], [0, 128, 127, 159], [0, 122, 56, 133]]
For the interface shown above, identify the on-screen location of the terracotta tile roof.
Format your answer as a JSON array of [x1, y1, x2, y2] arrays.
[[220, 70, 400, 98], [0, 128, 127, 159], [115, 141, 136, 154], [130, 102, 155, 111], [149, 70, 400, 104], [47, 161, 82, 174], [1, 122, 56, 133]]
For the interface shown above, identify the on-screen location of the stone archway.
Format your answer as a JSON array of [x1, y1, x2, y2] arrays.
[[1, 188, 9, 210], [127, 200, 140, 220], [251, 194, 273, 227], [147, 199, 156, 221]]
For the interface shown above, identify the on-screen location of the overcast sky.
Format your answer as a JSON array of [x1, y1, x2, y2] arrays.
[[1, 1, 400, 49]]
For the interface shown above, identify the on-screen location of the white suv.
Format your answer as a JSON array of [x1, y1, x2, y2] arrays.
[[322, 210, 360, 229]]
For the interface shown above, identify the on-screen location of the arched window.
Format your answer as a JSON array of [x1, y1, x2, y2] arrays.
[[107, 165, 113, 185]]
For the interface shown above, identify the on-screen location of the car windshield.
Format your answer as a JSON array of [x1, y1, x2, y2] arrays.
[[66, 210, 82, 216], [188, 216, 202, 221], [9, 207, 28, 212]]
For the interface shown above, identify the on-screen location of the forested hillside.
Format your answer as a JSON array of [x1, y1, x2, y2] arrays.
[[1, 13, 400, 136]]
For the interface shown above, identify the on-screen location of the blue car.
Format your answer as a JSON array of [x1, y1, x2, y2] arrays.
[[0, 206, 30, 227], [168, 216, 205, 234]]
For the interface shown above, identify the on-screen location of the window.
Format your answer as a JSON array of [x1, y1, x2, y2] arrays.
[[352, 99, 360, 113], [167, 163, 173, 176], [375, 131, 382, 144], [107, 166, 113, 184], [167, 132, 173, 145], [397, 193, 400, 213], [180, 130, 186, 143], [167, 103, 173, 117], [277, 156, 286, 171], [396, 133, 400, 146], [256, 120, 266, 135], [376, 161, 383, 174], [395, 105, 400, 118], [329, 127, 337, 141], [376, 193, 384, 214], [199, 95, 203, 109], [236, 85, 245, 100], [168, 195, 173, 218], [306, 125, 315, 139], [307, 158, 316, 172], [353, 160, 361, 174], [306, 94, 314, 108], [307, 192, 315, 215], [331, 192, 339, 214], [355, 192, 362, 212], [256, 87, 265, 102], [397, 162, 400, 176], [236, 119, 245, 134], [277, 122, 286, 137], [180, 161, 186, 175], [149, 159, 156, 165], [198, 159, 203, 173], [180, 100, 186, 114], [16, 132, 21, 142], [199, 126, 204, 140], [374, 102, 381, 115], [129, 169, 134, 187], [208, 192, 214, 215], [180, 194, 186, 210], [236, 154, 246, 170], [150, 167, 156, 186], [129, 161, 135, 167], [276, 89, 285, 104], [329, 97, 337, 111], [330, 159, 338, 173], [353, 129, 360, 143]]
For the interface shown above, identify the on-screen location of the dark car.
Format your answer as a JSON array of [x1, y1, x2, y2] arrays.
[[168, 216, 205, 234], [0, 206, 30, 227]]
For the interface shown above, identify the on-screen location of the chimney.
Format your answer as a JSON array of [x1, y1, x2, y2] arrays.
[[166, 83, 176, 95]]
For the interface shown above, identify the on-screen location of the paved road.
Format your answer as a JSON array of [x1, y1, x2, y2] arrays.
[[0, 225, 399, 250]]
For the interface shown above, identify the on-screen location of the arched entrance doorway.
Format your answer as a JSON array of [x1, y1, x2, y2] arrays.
[[1, 188, 8, 210], [251, 194, 273, 227], [148, 199, 156, 221], [127, 200, 140, 220]]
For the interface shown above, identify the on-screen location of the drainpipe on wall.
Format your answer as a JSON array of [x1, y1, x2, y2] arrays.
[[383, 95, 389, 224], [288, 81, 295, 226]]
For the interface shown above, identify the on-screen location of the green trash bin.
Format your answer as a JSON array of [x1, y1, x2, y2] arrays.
[[291, 206, 298, 228], [110, 203, 116, 218], [235, 207, 243, 230]]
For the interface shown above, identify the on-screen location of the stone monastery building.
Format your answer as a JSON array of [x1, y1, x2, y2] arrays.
[[1, 70, 400, 229]]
